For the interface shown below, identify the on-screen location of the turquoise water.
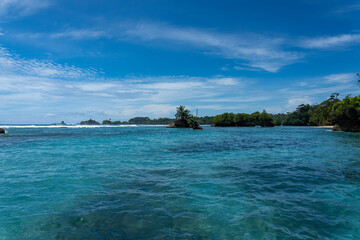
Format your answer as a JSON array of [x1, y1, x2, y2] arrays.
[[1, 126, 360, 239]]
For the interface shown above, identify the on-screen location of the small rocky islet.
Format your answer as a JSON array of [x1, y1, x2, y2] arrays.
[[166, 106, 203, 130]]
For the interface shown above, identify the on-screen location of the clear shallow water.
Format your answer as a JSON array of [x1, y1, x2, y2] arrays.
[[0, 126, 360, 239]]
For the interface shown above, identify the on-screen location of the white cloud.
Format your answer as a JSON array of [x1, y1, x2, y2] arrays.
[[299, 34, 360, 49], [44, 22, 302, 72], [199, 96, 270, 103], [208, 77, 238, 85], [124, 23, 302, 72], [77, 83, 117, 92], [0, 48, 254, 120], [50, 29, 107, 40], [286, 96, 313, 111], [0, 0, 50, 17], [295, 82, 308, 87], [325, 73, 357, 83], [0, 47, 98, 79], [1, 43, 358, 122]]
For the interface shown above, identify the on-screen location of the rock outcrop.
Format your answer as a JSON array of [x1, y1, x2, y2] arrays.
[[191, 120, 203, 130], [167, 119, 203, 130], [0, 128, 5, 134], [166, 119, 190, 128], [333, 124, 360, 132]]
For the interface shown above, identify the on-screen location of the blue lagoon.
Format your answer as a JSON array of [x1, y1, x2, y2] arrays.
[[0, 126, 360, 239]]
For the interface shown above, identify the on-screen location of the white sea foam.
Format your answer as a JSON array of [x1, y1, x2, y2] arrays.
[[0, 125, 167, 129]]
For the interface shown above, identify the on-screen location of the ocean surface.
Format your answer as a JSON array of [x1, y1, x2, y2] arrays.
[[0, 125, 360, 239]]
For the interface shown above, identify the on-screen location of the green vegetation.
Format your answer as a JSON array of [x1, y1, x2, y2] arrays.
[[272, 92, 359, 131], [195, 116, 214, 125], [79, 92, 360, 131], [212, 111, 274, 127], [79, 119, 100, 125], [125, 117, 174, 125], [175, 106, 192, 122], [281, 104, 313, 126], [332, 95, 360, 132], [166, 106, 203, 129], [102, 119, 122, 125], [309, 93, 340, 126], [271, 93, 343, 126], [212, 72, 359, 131], [78, 74, 360, 131]]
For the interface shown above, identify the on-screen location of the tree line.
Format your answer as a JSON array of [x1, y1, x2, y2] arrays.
[[79, 73, 360, 131]]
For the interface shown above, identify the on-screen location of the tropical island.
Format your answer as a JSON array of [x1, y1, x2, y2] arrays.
[[166, 106, 203, 130]]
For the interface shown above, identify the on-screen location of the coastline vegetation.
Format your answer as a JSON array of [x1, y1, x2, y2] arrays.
[[99, 115, 214, 125], [77, 74, 360, 131], [212, 111, 274, 127], [80, 119, 100, 125], [78, 94, 359, 131]]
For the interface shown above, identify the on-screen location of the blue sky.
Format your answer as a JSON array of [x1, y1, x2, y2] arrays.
[[0, 0, 360, 123]]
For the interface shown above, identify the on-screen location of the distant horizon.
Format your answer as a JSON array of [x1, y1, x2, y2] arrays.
[[0, 94, 355, 125], [1, 0, 360, 124]]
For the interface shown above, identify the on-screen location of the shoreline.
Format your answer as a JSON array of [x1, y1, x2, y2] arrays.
[[313, 126, 334, 129]]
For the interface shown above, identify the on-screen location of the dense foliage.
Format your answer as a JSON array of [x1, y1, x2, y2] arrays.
[[195, 116, 214, 124], [271, 93, 342, 126], [175, 106, 192, 122], [332, 95, 360, 131], [271, 91, 360, 132], [281, 104, 313, 126], [126, 117, 174, 125], [79, 119, 100, 125], [212, 111, 274, 127], [102, 117, 174, 125], [309, 93, 340, 126], [102, 120, 122, 125]]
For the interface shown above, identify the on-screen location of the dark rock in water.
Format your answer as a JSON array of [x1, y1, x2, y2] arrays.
[[333, 123, 360, 132], [333, 124, 342, 131], [166, 119, 190, 128], [0, 128, 5, 134], [191, 120, 203, 130]]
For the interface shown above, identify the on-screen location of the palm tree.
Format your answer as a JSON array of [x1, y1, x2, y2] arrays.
[[175, 106, 191, 121]]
